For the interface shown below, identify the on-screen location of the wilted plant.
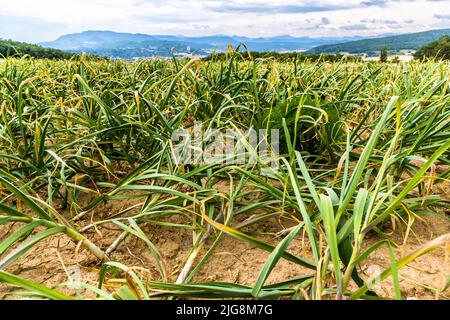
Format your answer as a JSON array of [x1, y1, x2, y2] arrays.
[[0, 53, 449, 300]]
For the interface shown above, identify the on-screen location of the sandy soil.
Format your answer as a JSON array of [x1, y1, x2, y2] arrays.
[[0, 189, 448, 300]]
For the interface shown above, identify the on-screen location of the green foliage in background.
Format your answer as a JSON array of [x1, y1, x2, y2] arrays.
[[414, 36, 450, 61], [0, 39, 75, 60]]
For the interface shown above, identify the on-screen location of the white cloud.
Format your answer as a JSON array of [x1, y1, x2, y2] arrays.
[[0, 0, 449, 42]]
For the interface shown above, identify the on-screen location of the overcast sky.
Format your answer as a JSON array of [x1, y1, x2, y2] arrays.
[[1, 0, 449, 42]]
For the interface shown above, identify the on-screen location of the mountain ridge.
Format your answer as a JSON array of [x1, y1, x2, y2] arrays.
[[40, 30, 367, 58], [39, 28, 450, 59]]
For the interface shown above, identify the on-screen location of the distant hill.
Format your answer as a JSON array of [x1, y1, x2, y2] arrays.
[[307, 28, 450, 56], [40, 30, 366, 59], [414, 36, 450, 60], [0, 39, 74, 59]]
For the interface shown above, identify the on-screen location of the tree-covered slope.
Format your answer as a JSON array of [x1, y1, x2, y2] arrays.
[[0, 40, 74, 59], [307, 28, 450, 55], [414, 36, 450, 60]]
